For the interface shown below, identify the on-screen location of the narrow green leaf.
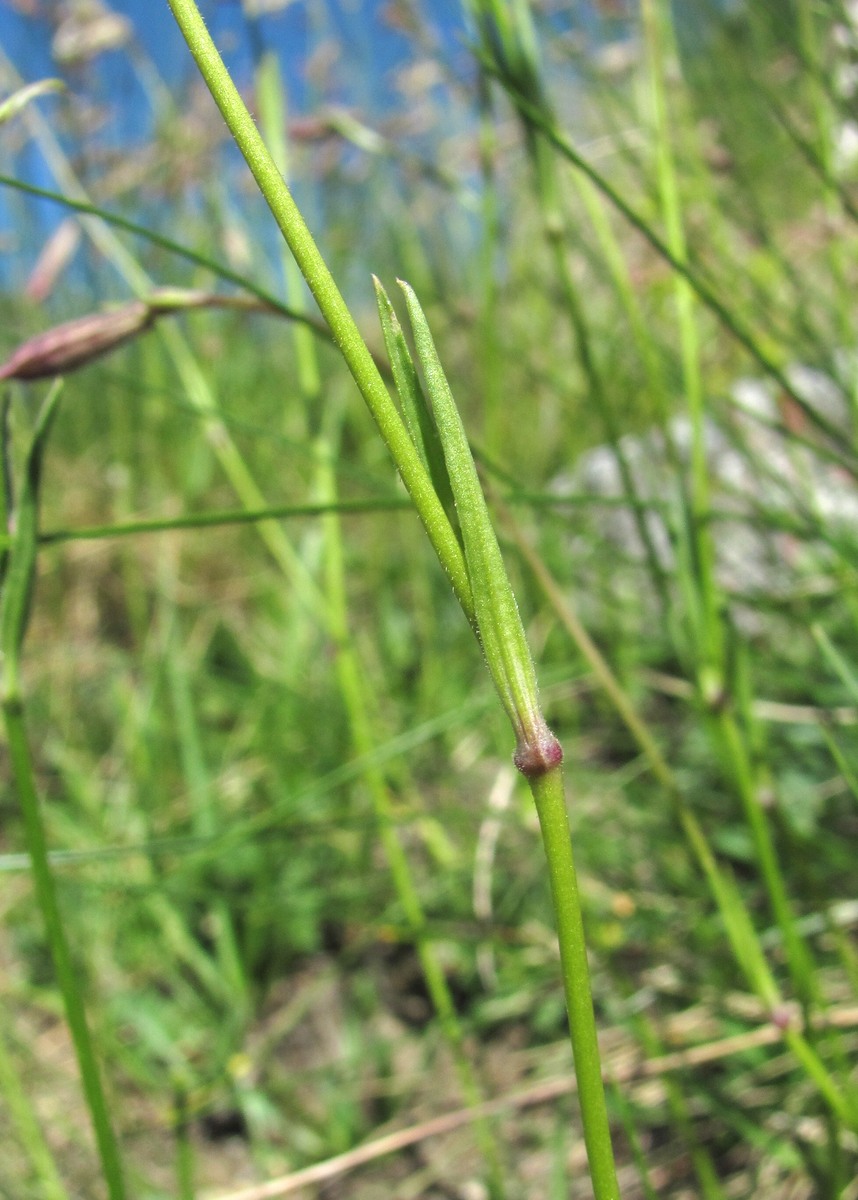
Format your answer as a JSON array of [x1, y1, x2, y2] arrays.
[[372, 276, 457, 528], [0, 382, 63, 694], [398, 279, 559, 773], [0, 396, 12, 588], [0, 380, 127, 1200], [812, 624, 858, 706]]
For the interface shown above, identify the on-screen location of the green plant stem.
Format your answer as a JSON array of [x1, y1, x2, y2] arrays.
[[38, 496, 409, 545], [571, 169, 671, 429], [1, 49, 352, 633], [165, 0, 474, 626], [478, 57, 855, 464], [502, 500, 857, 1126], [528, 765, 619, 1200], [5, 707, 126, 1174], [641, 0, 818, 1015], [164, 613, 249, 1012], [253, 49, 322, 414], [4, 689, 125, 1176], [794, 0, 854, 426], [173, 1091, 196, 1200], [631, 1020, 724, 1200], [0, 1013, 69, 1200], [530, 135, 670, 612], [0, 174, 326, 333], [167, 3, 618, 1189], [0, 393, 126, 1200], [713, 709, 817, 1006], [474, 68, 504, 457], [641, 0, 719, 666]]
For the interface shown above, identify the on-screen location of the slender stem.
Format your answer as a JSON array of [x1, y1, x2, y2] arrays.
[[529, 766, 619, 1200], [641, 0, 720, 672], [165, 0, 473, 624], [0, 385, 126, 1197], [503, 501, 857, 1125], [641, 0, 820, 1018], [0, 1009, 69, 1200], [0, 387, 126, 1199], [39, 497, 409, 545], [713, 709, 818, 1007], [165, 3, 619, 1191], [481, 64, 856, 465], [0, 174, 326, 333], [2, 699, 126, 1199], [252, 47, 322, 411], [531, 135, 670, 611]]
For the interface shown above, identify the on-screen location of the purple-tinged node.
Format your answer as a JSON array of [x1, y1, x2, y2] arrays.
[[514, 729, 563, 778]]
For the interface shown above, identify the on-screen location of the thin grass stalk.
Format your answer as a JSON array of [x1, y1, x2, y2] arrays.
[[252, 47, 322, 417], [465, 0, 670, 607], [694, 49, 852, 363], [474, 67, 504, 457], [39, 497, 410, 545], [173, 1090, 196, 1200], [0, 399, 9, 569], [640, 0, 720, 673], [527, 767, 618, 1199], [672, 783, 856, 1126], [530, 136, 671, 612], [103, 336, 157, 655], [500, 499, 858, 1126], [571, 170, 672, 432], [164, 615, 249, 1011], [644, 0, 823, 1016], [165, 0, 474, 625], [763, 93, 858, 228], [795, 0, 857, 428], [0, 383, 126, 1200], [472, 55, 857, 468], [157, 319, 333, 615], [167, 7, 620, 1193], [610, 1084, 659, 1200], [820, 721, 858, 806], [0, 1013, 69, 1200], [0, 50, 339, 628], [711, 707, 818, 1000], [631, 1019, 725, 1200], [145, 605, 254, 1011]]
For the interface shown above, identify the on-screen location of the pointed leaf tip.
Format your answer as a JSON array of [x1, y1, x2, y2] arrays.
[[397, 280, 550, 760], [374, 276, 457, 523]]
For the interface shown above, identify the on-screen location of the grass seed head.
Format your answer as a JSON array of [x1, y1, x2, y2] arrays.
[[0, 301, 154, 381]]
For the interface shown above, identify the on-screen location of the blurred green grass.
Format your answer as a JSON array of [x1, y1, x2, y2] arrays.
[[1, 1, 858, 1197]]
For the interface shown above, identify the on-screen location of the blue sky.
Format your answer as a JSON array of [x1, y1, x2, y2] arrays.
[[0, 1, 658, 298], [1, 1, 469, 153], [0, 1, 471, 289]]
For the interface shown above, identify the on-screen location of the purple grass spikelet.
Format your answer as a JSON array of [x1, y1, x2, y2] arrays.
[[0, 301, 155, 381]]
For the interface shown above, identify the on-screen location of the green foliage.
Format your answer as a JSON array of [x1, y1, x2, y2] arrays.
[[1, 0, 858, 1196]]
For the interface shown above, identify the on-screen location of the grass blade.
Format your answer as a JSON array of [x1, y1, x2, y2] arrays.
[[398, 278, 558, 772]]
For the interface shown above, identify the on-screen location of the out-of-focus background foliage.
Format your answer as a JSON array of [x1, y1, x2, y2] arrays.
[[1, 1, 858, 1197]]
